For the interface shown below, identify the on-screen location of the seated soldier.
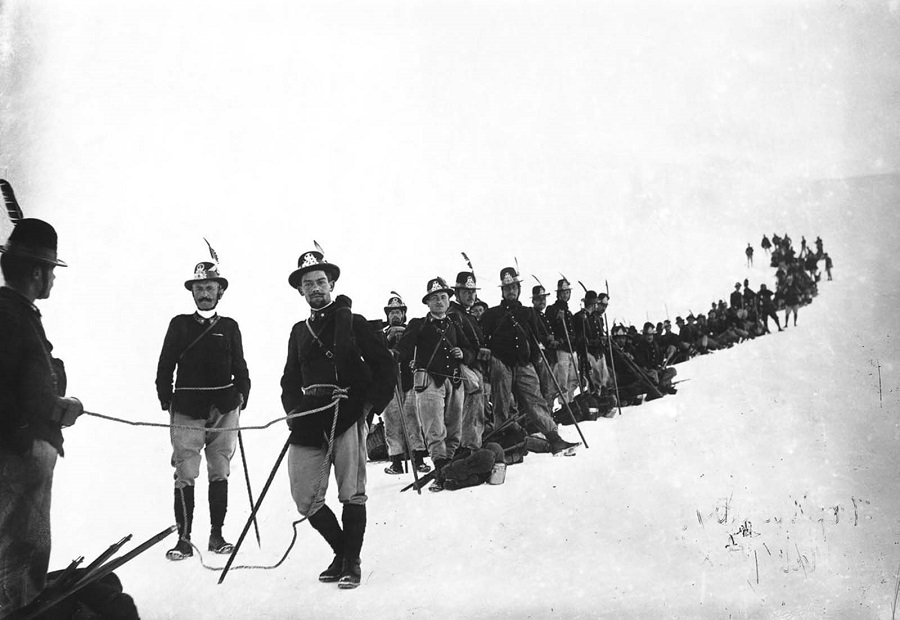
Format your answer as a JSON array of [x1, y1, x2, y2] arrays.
[[631, 322, 677, 395]]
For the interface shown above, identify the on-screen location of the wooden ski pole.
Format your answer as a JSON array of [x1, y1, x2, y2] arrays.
[[394, 362, 422, 494], [604, 281, 623, 416], [219, 436, 291, 585], [531, 333, 589, 449], [237, 431, 261, 547]]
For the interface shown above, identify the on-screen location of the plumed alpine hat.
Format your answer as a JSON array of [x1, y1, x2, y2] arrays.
[[422, 277, 455, 304], [472, 300, 489, 312], [582, 290, 599, 304], [384, 293, 407, 315], [498, 266, 523, 286], [531, 285, 550, 299], [0, 218, 67, 267], [557, 278, 572, 292], [454, 271, 479, 290], [288, 250, 340, 289], [185, 261, 228, 291]]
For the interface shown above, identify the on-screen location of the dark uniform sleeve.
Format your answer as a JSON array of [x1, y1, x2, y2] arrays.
[[155, 317, 182, 409], [394, 318, 423, 365], [449, 315, 476, 366], [354, 315, 396, 415], [280, 324, 305, 417], [230, 322, 251, 409]]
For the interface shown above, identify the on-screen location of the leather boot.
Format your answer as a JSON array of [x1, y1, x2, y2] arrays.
[[338, 504, 366, 589], [545, 431, 580, 456], [208, 480, 233, 553], [308, 505, 344, 582], [166, 486, 194, 560]]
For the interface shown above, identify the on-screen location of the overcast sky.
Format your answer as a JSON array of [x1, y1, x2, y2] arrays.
[[2, 0, 899, 413]]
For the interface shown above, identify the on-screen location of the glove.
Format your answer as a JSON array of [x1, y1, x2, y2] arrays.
[[161, 401, 171, 412], [53, 397, 83, 427]]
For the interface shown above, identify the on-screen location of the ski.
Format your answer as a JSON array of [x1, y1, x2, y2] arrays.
[[14, 525, 176, 620]]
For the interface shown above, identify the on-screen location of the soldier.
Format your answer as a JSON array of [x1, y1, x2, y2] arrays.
[[449, 271, 487, 453], [481, 267, 579, 456], [574, 290, 611, 392], [0, 219, 87, 615], [394, 277, 475, 491], [745, 243, 754, 267], [632, 323, 677, 395], [823, 253, 833, 281], [156, 255, 251, 560], [530, 283, 557, 410], [544, 278, 579, 405], [380, 294, 429, 476], [761, 234, 772, 256], [470, 300, 488, 322], [281, 248, 394, 588]]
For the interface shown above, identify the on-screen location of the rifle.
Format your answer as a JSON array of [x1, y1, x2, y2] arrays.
[[608, 339, 665, 400]]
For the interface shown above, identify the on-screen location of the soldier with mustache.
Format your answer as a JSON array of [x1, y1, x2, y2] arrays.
[[156, 257, 251, 561]]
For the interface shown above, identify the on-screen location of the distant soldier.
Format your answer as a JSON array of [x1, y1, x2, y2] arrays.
[[156, 255, 250, 560], [394, 277, 476, 491], [481, 267, 580, 456], [380, 293, 429, 476], [815, 236, 824, 257], [782, 275, 801, 328], [544, 278, 579, 405], [729, 282, 743, 309], [632, 322, 677, 395], [761, 235, 771, 255], [574, 290, 610, 392], [823, 253, 833, 280], [756, 284, 782, 333], [449, 271, 487, 453], [745, 243, 754, 267], [530, 283, 557, 410]]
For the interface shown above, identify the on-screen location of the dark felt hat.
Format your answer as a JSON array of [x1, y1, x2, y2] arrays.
[[454, 271, 479, 290], [288, 250, 340, 289], [384, 294, 407, 315], [0, 218, 67, 267], [582, 290, 598, 304], [498, 267, 523, 286], [184, 261, 228, 290], [531, 285, 550, 299], [422, 277, 454, 304], [557, 278, 571, 292]]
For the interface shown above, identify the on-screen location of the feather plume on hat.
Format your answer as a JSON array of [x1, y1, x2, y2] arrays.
[[203, 238, 220, 264], [1, 179, 24, 222], [314, 240, 325, 255], [461, 251, 473, 271]]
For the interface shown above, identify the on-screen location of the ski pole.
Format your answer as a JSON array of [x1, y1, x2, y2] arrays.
[[18, 526, 176, 620], [74, 535, 132, 585], [219, 435, 291, 585], [530, 333, 589, 449], [604, 281, 623, 417], [237, 430, 261, 547], [394, 362, 422, 494]]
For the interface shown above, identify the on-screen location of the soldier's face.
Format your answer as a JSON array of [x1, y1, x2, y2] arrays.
[[192, 281, 221, 310], [532, 296, 546, 311], [502, 283, 520, 302], [300, 270, 333, 309], [557, 289, 571, 302], [387, 309, 405, 326], [427, 292, 450, 315], [36, 265, 56, 300], [456, 288, 476, 308]]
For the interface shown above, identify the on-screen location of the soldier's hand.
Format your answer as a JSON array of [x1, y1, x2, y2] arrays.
[[161, 401, 171, 412], [450, 347, 463, 360], [54, 397, 83, 427]]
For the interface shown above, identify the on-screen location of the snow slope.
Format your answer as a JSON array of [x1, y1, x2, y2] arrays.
[[45, 173, 900, 619]]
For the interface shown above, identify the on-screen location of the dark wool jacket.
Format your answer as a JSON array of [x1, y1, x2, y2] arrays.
[[545, 299, 575, 353], [156, 313, 251, 419], [447, 301, 485, 371], [481, 299, 542, 368], [574, 309, 606, 356], [394, 313, 475, 386], [0, 287, 67, 455], [281, 295, 394, 448], [532, 307, 558, 365], [383, 322, 412, 392]]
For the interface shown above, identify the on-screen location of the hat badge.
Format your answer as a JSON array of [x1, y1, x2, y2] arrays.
[[300, 252, 319, 268], [194, 263, 209, 279], [465, 276, 476, 288]]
